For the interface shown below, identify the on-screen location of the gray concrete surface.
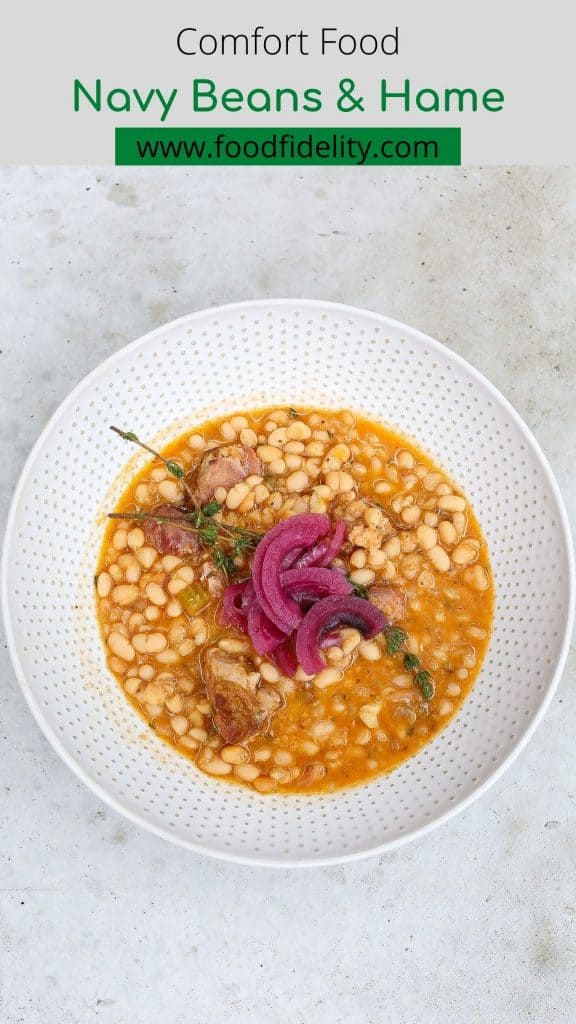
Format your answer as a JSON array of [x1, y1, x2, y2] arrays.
[[0, 166, 575, 1024]]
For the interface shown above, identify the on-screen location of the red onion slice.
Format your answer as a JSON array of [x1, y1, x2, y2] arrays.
[[240, 579, 256, 611], [317, 519, 347, 567], [252, 514, 331, 632], [220, 581, 250, 630], [320, 631, 341, 650], [295, 595, 388, 675], [294, 540, 330, 569], [247, 601, 286, 656], [293, 520, 347, 570], [270, 638, 299, 678], [281, 548, 305, 571], [281, 567, 352, 604], [222, 516, 369, 679]]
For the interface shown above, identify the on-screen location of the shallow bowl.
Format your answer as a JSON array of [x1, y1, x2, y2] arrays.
[[2, 299, 574, 866]]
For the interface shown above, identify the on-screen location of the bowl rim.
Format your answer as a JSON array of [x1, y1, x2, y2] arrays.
[[2, 298, 574, 868]]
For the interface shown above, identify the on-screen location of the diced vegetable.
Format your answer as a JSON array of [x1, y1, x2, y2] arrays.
[[177, 582, 211, 617]]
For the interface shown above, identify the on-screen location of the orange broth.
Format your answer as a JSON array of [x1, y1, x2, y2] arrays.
[[96, 407, 494, 793]]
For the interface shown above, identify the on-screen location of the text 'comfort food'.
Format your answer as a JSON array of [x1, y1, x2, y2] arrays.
[[96, 408, 493, 794]]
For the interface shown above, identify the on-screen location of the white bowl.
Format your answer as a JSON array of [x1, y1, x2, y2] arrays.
[[2, 300, 574, 867]]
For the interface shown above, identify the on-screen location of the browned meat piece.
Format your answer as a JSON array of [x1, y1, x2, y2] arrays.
[[199, 559, 225, 599], [201, 646, 283, 744], [142, 504, 199, 557], [368, 585, 407, 622], [189, 445, 262, 505]]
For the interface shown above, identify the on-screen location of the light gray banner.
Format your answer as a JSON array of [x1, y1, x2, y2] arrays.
[[2, 0, 574, 164]]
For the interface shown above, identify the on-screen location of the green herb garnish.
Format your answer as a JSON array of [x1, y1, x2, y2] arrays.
[[212, 548, 237, 575], [385, 626, 408, 656], [414, 670, 434, 701], [383, 625, 435, 700], [108, 506, 262, 579], [403, 652, 420, 671], [201, 499, 221, 518], [348, 577, 369, 600], [232, 534, 254, 559], [108, 427, 263, 578], [110, 425, 195, 505]]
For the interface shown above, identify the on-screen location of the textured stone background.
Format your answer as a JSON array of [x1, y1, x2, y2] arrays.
[[1, 166, 574, 1024]]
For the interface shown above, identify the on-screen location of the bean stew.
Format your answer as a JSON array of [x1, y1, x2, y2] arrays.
[[96, 408, 494, 794]]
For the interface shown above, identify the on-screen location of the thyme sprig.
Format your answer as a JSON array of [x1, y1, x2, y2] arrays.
[[383, 625, 435, 701], [110, 425, 196, 506], [108, 426, 263, 576], [107, 505, 262, 578]]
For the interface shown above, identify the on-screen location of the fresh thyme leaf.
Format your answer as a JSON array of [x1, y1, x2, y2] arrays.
[[166, 460, 184, 479], [202, 499, 221, 518], [198, 521, 218, 547], [110, 426, 139, 444], [384, 626, 408, 656], [232, 535, 251, 559], [212, 548, 235, 575], [414, 669, 432, 685], [414, 670, 434, 700], [382, 626, 435, 703], [348, 577, 369, 600], [403, 652, 420, 671]]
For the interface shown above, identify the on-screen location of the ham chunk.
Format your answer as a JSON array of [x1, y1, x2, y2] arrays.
[[199, 558, 225, 599], [190, 445, 262, 505], [201, 646, 283, 744], [142, 504, 199, 557], [368, 585, 406, 622]]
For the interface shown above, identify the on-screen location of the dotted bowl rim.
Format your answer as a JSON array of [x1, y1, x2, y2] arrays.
[[2, 298, 574, 868]]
